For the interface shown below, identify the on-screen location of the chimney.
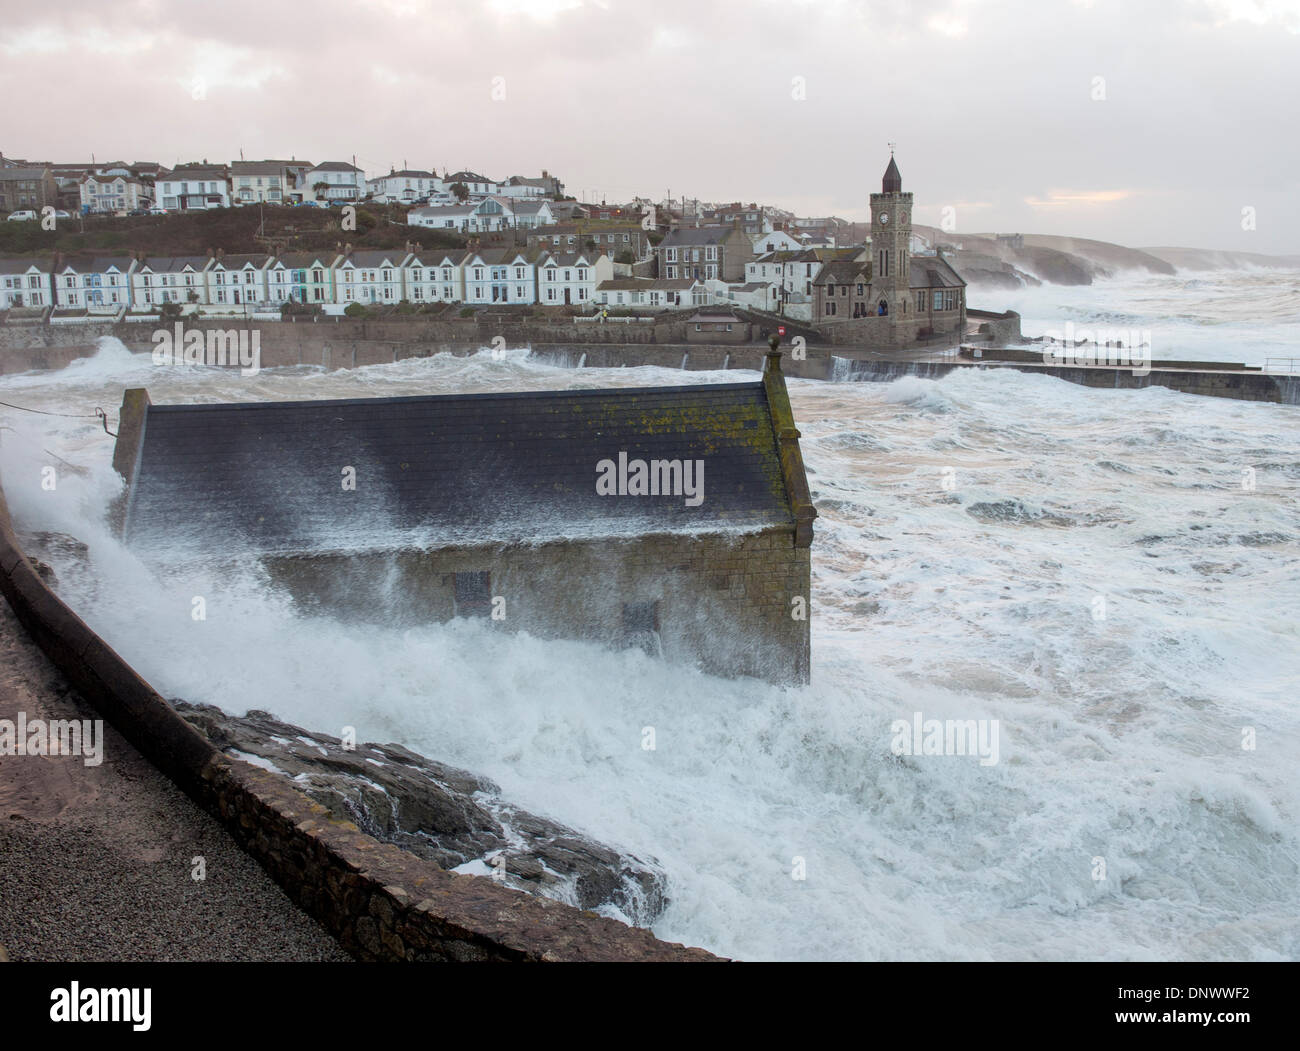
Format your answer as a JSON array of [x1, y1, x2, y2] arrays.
[[216, 248, 224, 260], [344, 242, 352, 255], [208, 246, 215, 257]]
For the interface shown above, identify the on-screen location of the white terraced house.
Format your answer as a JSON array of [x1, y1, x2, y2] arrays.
[[131, 256, 213, 309], [462, 249, 536, 305], [79, 173, 153, 214], [305, 161, 365, 201], [403, 251, 465, 304], [54, 257, 137, 310], [594, 277, 704, 311], [368, 170, 441, 204], [267, 253, 340, 304], [205, 254, 273, 307], [444, 170, 499, 197], [230, 161, 287, 205], [536, 251, 612, 307], [0, 258, 52, 309], [156, 168, 230, 210], [510, 199, 556, 230], [334, 250, 410, 305], [751, 231, 804, 254]]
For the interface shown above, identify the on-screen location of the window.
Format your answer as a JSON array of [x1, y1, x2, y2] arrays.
[[622, 601, 660, 654], [453, 571, 492, 617]]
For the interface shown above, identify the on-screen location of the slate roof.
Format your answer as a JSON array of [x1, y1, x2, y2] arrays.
[[909, 256, 965, 288], [882, 156, 902, 193], [230, 161, 287, 176], [661, 225, 735, 247], [124, 383, 795, 555], [311, 161, 363, 173], [338, 250, 409, 268], [0, 257, 51, 274], [812, 260, 868, 287], [137, 256, 211, 273], [210, 254, 272, 270]]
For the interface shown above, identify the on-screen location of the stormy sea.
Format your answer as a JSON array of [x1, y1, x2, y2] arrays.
[[2, 267, 1297, 961]]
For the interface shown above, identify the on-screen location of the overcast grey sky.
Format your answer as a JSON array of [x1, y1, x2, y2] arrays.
[[2, 0, 1297, 252]]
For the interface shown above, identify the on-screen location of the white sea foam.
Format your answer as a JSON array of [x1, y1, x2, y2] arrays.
[[2, 274, 1298, 961]]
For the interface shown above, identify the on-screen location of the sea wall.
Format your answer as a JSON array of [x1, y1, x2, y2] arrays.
[[0, 479, 720, 962], [833, 356, 1300, 404], [0, 316, 834, 379], [965, 308, 1023, 345]]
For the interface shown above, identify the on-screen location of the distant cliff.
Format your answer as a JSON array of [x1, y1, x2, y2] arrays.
[[915, 227, 1299, 289]]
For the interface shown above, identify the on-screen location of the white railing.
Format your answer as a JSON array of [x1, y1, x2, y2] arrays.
[[575, 315, 655, 323], [1263, 358, 1300, 373]]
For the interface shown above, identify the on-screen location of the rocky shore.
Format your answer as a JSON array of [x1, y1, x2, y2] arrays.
[[173, 702, 670, 927]]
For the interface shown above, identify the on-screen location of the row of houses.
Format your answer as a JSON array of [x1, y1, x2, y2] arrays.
[[0, 246, 628, 311], [0, 249, 728, 314], [0, 157, 564, 215]]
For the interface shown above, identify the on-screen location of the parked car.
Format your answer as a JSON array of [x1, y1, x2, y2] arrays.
[[128, 208, 150, 217], [5, 210, 37, 222], [148, 206, 168, 215], [329, 199, 349, 207], [53, 209, 71, 219]]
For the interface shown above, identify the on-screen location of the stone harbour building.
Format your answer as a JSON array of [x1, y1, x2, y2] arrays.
[[114, 350, 817, 683]]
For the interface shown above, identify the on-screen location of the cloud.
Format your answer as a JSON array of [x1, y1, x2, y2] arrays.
[[1025, 190, 1136, 208], [0, 0, 1295, 251]]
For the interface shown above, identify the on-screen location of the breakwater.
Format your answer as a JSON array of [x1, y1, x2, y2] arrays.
[[830, 354, 1300, 405]]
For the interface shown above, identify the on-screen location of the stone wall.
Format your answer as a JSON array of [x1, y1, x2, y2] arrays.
[[0, 478, 721, 961], [836, 357, 1300, 405], [817, 310, 965, 347], [261, 528, 811, 684], [965, 308, 1023, 345], [0, 315, 836, 378]]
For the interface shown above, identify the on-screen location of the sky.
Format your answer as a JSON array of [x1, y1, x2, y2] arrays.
[[1, 0, 1297, 253]]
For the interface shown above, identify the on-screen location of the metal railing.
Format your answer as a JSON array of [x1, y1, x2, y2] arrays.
[[1263, 358, 1300, 373]]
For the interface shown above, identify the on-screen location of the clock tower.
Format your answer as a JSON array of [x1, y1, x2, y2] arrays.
[[869, 153, 913, 324]]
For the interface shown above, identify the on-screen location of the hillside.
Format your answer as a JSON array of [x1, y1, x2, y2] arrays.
[[0, 204, 466, 261], [913, 226, 1299, 289]]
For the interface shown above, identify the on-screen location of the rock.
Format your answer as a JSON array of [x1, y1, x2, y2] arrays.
[[172, 700, 668, 925]]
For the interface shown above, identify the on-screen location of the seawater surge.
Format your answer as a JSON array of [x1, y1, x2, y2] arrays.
[[2, 321, 1298, 961]]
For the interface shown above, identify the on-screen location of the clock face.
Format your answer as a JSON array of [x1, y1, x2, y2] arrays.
[[880, 213, 889, 224]]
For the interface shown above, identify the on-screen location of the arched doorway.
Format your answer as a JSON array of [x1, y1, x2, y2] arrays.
[[877, 299, 888, 316]]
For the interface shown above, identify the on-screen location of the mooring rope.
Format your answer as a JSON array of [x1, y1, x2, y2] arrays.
[[0, 400, 116, 436]]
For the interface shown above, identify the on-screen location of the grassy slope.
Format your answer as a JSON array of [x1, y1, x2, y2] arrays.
[[0, 204, 465, 261]]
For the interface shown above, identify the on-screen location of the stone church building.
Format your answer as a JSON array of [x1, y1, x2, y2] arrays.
[[812, 156, 967, 347], [113, 351, 817, 684]]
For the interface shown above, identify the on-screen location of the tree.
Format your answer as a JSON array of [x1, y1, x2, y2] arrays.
[[312, 181, 330, 200], [449, 182, 469, 202]]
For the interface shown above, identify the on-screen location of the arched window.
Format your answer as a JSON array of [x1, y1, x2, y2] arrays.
[[878, 299, 888, 316]]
